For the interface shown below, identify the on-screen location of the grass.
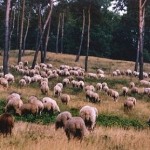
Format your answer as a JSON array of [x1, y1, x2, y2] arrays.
[[0, 50, 150, 149]]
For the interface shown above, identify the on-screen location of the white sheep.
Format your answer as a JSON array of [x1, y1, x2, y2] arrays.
[[55, 111, 72, 130], [5, 73, 15, 83], [40, 81, 49, 95], [60, 94, 70, 105], [42, 97, 60, 113], [127, 97, 136, 105], [7, 92, 21, 102], [96, 83, 102, 91], [80, 105, 98, 131], [19, 79, 27, 87], [129, 82, 135, 88], [5, 97, 23, 114], [16, 103, 38, 116], [0, 77, 8, 88], [54, 85, 62, 97], [64, 117, 88, 141], [28, 96, 44, 115], [122, 87, 129, 96]]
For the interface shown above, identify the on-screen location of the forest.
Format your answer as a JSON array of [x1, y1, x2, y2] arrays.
[[0, 0, 150, 63]]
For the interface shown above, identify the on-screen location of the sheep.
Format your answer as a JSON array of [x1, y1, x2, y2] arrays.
[[42, 97, 60, 113], [54, 85, 62, 97], [90, 92, 100, 103], [127, 97, 136, 105], [122, 87, 129, 96], [140, 80, 150, 86], [103, 85, 109, 93], [56, 83, 63, 90], [40, 81, 49, 95], [16, 103, 38, 116], [60, 94, 70, 105], [111, 90, 119, 102], [63, 78, 70, 87], [7, 92, 21, 102], [64, 117, 88, 142], [97, 69, 104, 74], [79, 105, 98, 131], [124, 100, 135, 111], [102, 82, 107, 89], [55, 111, 72, 130], [19, 79, 27, 87], [0, 113, 14, 136], [28, 96, 44, 115], [5, 73, 15, 83], [144, 88, 150, 94], [78, 81, 84, 89], [5, 98, 23, 114], [84, 85, 95, 92], [0, 77, 8, 88], [126, 69, 132, 76], [130, 86, 138, 94], [129, 82, 135, 88]]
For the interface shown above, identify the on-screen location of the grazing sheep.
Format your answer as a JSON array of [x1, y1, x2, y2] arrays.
[[129, 82, 135, 88], [19, 79, 27, 87], [16, 103, 38, 116], [84, 85, 95, 92], [55, 111, 72, 130], [111, 90, 119, 102], [127, 97, 136, 105], [40, 81, 49, 95], [131, 86, 138, 94], [0, 77, 8, 88], [63, 78, 70, 87], [122, 87, 129, 96], [0, 113, 14, 136], [28, 97, 44, 115], [5, 73, 15, 83], [5, 98, 23, 114], [64, 117, 88, 142], [60, 94, 70, 105], [7, 92, 21, 102], [96, 83, 102, 91], [54, 85, 62, 97], [140, 80, 150, 86], [124, 100, 135, 111], [80, 105, 98, 131], [42, 97, 60, 113]]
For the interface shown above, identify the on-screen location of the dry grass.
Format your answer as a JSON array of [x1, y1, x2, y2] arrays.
[[0, 50, 150, 149]]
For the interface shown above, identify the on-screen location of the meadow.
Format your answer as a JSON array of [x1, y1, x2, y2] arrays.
[[0, 50, 150, 150]]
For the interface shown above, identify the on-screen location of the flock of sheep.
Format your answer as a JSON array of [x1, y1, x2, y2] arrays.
[[0, 61, 150, 140]]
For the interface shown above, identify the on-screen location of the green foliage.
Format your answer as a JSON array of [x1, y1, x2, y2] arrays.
[[97, 114, 146, 129]]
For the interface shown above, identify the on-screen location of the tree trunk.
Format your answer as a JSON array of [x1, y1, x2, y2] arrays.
[[16, 0, 20, 50], [22, 10, 31, 56], [9, 5, 16, 53], [75, 9, 85, 62], [139, 0, 146, 80], [85, 5, 91, 72], [134, 38, 139, 71], [43, 2, 53, 63], [32, 0, 53, 69], [61, 12, 64, 54], [3, 0, 11, 75], [18, 0, 25, 63], [56, 13, 61, 54]]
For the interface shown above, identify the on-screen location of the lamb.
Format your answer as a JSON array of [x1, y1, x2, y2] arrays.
[[55, 111, 72, 130], [5, 97, 23, 114], [79, 105, 98, 131], [16, 103, 38, 116], [64, 117, 88, 142], [122, 87, 129, 96], [0, 113, 14, 136], [28, 96, 44, 115], [60, 94, 70, 105], [42, 97, 60, 113]]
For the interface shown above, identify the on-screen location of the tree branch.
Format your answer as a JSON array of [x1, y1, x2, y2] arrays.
[[142, 0, 147, 9]]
